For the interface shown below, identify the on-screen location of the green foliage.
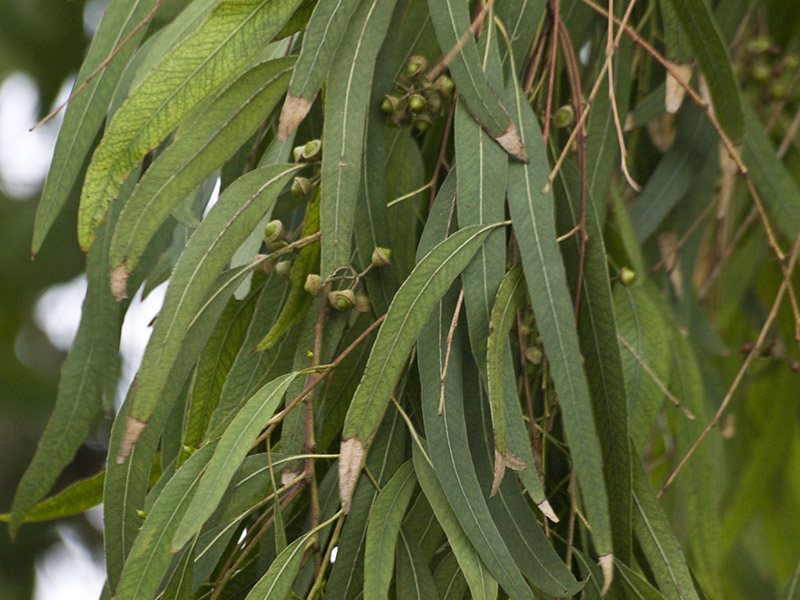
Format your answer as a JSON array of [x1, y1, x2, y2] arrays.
[[10, 0, 800, 598]]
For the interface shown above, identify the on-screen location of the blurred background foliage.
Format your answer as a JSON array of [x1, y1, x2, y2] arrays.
[[0, 1, 100, 598]]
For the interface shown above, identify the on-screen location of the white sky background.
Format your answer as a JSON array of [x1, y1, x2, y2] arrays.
[[0, 2, 174, 598]]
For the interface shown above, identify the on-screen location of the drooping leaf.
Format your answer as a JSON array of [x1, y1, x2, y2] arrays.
[[171, 372, 298, 550], [364, 460, 417, 600], [117, 163, 304, 460], [505, 67, 613, 559], [78, 0, 304, 249], [277, 0, 364, 138], [425, 0, 527, 160], [108, 57, 295, 280], [32, 0, 159, 255], [1, 470, 104, 524], [318, 0, 399, 278]]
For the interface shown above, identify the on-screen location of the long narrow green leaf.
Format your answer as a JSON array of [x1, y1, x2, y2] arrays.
[[505, 71, 613, 560], [485, 264, 525, 462], [341, 223, 502, 445], [364, 461, 417, 600], [418, 289, 532, 599], [318, 0, 398, 277], [171, 372, 298, 550], [632, 459, 700, 600], [78, 0, 303, 249], [118, 163, 304, 460], [277, 0, 363, 138], [33, 0, 158, 255], [455, 21, 508, 374], [617, 560, 671, 599], [2, 471, 103, 524], [412, 442, 498, 600], [555, 160, 632, 561], [104, 267, 247, 589], [664, 0, 742, 142], [114, 442, 216, 600], [396, 530, 438, 600], [432, 550, 468, 600], [496, 0, 546, 73], [425, 0, 527, 160], [109, 57, 295, 281], [466, 360, 582, 596]]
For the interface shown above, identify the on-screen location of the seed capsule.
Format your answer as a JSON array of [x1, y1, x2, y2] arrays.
[[328, 289, 356, 311], [371, 246, 392, 267], [305, 274, 324, 296], [408, 93, 427, 114], [413, 114, 433, 133], [275, 260, 293, 279], [553, 104, 575, 128], [620, 267, 635, 286], [405, 55, 428, 78]]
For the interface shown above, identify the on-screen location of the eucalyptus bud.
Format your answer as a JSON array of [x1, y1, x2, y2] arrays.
[[305, 273, 324, 296], [426, 90, 442, 114], [292, 145, 304, 162], [553, 104, 575, 128], [381, 94, 398, 114], [405, 55, 428, 78], [435, 75, 455, 97], [413, 113, 433, 133], [328, 289, 356, 311], [408, 93, 427, 114], [391, 108, 412, 129], [136, 509, 147, 520], [525, 346, 543, 365], [275, 260, 293, 279], [746, 36, 771, 54], [302, 139, 322, 160], [371, 246, 392, 267], [620, 267, 635, 286], [264, 219, 284, 242], [257, 255, 273, 276], [291, 176, 312, 196], [354, 293, 371, 313]]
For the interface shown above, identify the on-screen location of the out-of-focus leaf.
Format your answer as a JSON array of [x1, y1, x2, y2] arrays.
[[118, 163, 303, 458], [109, 57, 295, 280], [277, 0, 363, 138], [364, 461, 417, 600], [629, 107, 717, 242], [742, 105, 800, 244], [505, 69, 612, 558], [114, 442, 216, 600], [171, 372, 298, 550], [425, 0, 527, 160], [32, 0, 158, 255], [78, 0, 303, 249], [341, 223, 503, 446], [319, 0, 398, 278], [664, 0, 743, 142], [781, 559, 800, 600], [496, 0, 546, 73]]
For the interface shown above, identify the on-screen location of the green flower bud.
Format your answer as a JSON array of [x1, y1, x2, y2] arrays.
[[770, 81, 788, 101], [328, 289, 356, 311], [620, 267, 635, 286], [413, 114, 433, 133], [435, 75, 455, 97], [408, 93, 427, 114], [751, 61, 771, 83], [275, 260, 293, 279], [405, 55, 428, 78], [426, 90, 442, 114], [304, 273, 324, 296], [302, 139, 322, 160], [371, 246, 392, 267], [264, 219, 284, 242], [785, 54, 800, 71], [553, 104, 575, 128], [525, 346, 543, 365], [381, 94, 398, 114], [292, 145, 304, 162], [354, 293, 371, 313], [136, 509, 147, 520], [746, 36, 771, 55], [291, 177, 312, 196]]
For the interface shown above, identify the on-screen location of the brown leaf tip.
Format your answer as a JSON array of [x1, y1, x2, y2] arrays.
[[598, 553, 614, 596], [116, 416, 147, 464], [537, 499, 559, 523], [497, 121, 529, 162], [110, 262, 129, 301], [278, 95, 313, 141], [338, 437, 365, 514]]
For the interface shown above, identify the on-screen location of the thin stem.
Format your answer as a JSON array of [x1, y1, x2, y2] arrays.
[[439, 289, 465, 414]]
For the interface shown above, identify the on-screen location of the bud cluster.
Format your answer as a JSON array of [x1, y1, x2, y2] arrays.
[[381, 55, 455, 133]]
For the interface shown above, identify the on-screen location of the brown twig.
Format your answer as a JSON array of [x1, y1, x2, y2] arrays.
[[31, 0, 167, 131], [429, 100, 456, 212], [439, 289, 465, 415]]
